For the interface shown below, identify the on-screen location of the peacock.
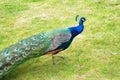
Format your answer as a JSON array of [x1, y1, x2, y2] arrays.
[[0, 15, 86, 79]]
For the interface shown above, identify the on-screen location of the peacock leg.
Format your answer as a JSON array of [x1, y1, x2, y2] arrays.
[[51, 49, 64, 64], [52, 55, 65, 65], [52, 54, 57, 64]]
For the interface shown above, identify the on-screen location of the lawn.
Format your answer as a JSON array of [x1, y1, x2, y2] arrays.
[[0, 0, 120, 80]]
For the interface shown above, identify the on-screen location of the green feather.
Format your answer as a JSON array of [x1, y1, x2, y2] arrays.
[[0, 28, 71, 79]]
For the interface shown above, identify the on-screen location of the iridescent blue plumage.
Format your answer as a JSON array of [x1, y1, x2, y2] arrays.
[[68, 17, 86, 39], [55, 17, 86, 51]]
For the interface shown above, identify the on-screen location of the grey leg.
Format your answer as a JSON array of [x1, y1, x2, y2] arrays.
[[52, 55, 65, 65], [52, 54, 56, 64]]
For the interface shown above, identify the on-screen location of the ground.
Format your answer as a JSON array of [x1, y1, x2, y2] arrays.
[[0, 0, 120, 80]]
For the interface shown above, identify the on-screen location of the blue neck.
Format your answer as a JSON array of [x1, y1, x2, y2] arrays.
[[68, 22, 84, 39]]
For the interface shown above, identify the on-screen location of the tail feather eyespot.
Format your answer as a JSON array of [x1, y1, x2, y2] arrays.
[[6, 56, 12, 61], [14, 47, 19, 52], [25, 46, 31, 50], [32, 47, 37, 50], [22, 52, 27, 58], [15, 56, 19, 61], [4, 50, 10, 55], [0, 70, 3, 75], [10, 60, 15, 65], [4, 66, 9, 71]]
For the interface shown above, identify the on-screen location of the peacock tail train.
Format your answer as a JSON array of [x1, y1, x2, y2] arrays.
[[0, 29, 71, 79]]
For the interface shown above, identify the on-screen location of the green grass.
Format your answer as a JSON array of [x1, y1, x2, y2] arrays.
[[0, 0, 120, 80]]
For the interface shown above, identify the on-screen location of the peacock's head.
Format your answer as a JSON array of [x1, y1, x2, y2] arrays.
[[75, 15, 86, 25], [80, 17, 86, 22]]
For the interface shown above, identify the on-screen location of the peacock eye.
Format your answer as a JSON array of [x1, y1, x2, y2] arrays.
[[23, 40, 29, 45], [10, 59, 15, 65], [15, 56, 19, 61], [22, 52, 27, 57], [6, 56, 12, 61], [25, 46, 30, 50], [32, 47, 36, 50], [32, 37, 37, 40], [5, 50, 10, 55], [4, 67, 9, 71], [14, 47, 19, 51]]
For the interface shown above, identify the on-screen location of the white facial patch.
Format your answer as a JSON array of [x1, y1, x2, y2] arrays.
[[82, 18, 85, 22]]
